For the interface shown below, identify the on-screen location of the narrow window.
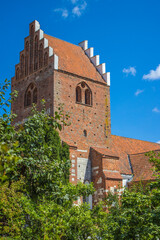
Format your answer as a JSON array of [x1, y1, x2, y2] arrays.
[[30, 25, 34, 73], [24, 83, 37, 107], [34, 36, 38, 71], [39, 44, 43, 68], [25, 56, 28, 76], [76, 86, 82, 103], [25, 41, 29, 52], [33, 88, 37, 103], [16, 68, 20, 80], [83, 130, 87, 137], [44, 52, 48, 66], [30, 25, 34, 36], [25, 41, 29, 76], [20, 54, 24, 77], [26, 91, 31, 106], [85, 89, 91, 105]]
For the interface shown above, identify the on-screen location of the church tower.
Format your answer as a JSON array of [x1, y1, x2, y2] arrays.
[[12, 20, 123, 206]]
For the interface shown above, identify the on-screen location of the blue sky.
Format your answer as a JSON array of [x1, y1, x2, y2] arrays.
[[0, 0, 160, 143]]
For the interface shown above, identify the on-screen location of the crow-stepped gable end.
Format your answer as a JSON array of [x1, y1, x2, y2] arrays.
[[79, 40, 110, 86], [11, 20, 160, 207]]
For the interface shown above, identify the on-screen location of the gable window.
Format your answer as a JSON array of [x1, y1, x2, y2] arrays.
[[34, 36, 38, 71], [39, 44, 43, 68], [26, 91, 31, 106], [25, 41, 29, 76], [44, 52, 48, 66], [20, 54, 24, 77], [16, 67, 20, 80], [33, 88, 37, 103], [24, 83, 37, 107], [76, 82, 92, 106], [85, 89, 91, 105], [76, 86, 82, 103]]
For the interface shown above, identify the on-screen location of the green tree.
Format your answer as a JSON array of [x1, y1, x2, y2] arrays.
[[0, 83, 100, 239], [98, 151, 160, 240]]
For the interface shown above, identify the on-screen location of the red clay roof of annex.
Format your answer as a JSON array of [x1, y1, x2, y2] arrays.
[[129, 150, 160, 181], [110, 135, 160, 175]]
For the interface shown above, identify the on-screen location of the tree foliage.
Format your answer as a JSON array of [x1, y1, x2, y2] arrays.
[[1, 80, 160, 239]]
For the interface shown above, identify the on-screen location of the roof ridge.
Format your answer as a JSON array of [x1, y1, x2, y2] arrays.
[[129, 149, 160, 156], [111, 134, 160, 145]]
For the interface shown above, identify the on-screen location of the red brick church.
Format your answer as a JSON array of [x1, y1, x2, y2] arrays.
[[11, 20, 160, 206]]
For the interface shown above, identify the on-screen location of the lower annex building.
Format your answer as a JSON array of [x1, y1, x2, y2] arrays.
[[11, 20, 160, 206]]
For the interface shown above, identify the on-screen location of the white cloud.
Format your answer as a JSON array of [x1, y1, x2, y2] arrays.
[[72, 1, 87, 17], [134, 89, 144, 96], [152, 107, 160, 113], [54, 0, 87, 19], [157, 141, 160, 144], [54, 8, 69, 18], [123, 67, 136, 76], [143, 64, 160, 81]]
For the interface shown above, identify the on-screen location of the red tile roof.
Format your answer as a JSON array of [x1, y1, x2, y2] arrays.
[[44, 34, 104, 83], [129, 150, 160, 181], [110, 135, 160, 175], [93, 147, 119, 158], [103, 170, 122, 180]]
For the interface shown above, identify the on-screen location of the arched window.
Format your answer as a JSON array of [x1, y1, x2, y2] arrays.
[[44, 52, 48, 66], [76, 86, 82, 103], [85, 89, 91, 105], [30, 25, 34, 73], [76, 82, 92, 106], [26, 91, 31, 106], [25, 41, 29, 76], [24, 83, 37, 107], [34, 36, 38, 71], [25, 56, 28, 76], [39, 44, 43, 68], [25, 41, 29, 52], [33, 88, 37, 103], [30, 25, 34, 36], [16, 68, 20, 80], [20, 54, 24, 77]]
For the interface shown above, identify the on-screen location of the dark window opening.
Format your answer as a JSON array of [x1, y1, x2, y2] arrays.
[[76, 82, 92, 106], [20, 54, 24, 77], [76, 86, 82, 103], [34, 36, 38, 71], [24, 83, 37, 107], [26, 91, 31, 106], [39, 44, 43, 68], [33, 88, 37, 103], [25, 41, 29, 76], [44, 52, 48, 66], [25, 56, 28, 76], [81, 82, 85, 88], [30, 25, 34, 36], [30, 29, 34, 73], [85, 89, 91, 105], [16, 68, 20, 80], [83, 130, 87, 137]]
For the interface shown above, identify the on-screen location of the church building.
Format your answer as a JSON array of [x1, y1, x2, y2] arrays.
[[11, 20, 160, 206]]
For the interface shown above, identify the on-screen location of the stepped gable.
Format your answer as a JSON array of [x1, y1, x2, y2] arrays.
[[110, 135, 160, 175], [44, 34, 109, 84], [12, 19, 111, 85], [128, 150, 160, 182], [12, 20, 58, 83]]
